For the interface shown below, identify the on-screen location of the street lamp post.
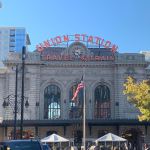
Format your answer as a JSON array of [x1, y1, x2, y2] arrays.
[[2, 64, 19, 140], [2, 47, 28, 139], [14, 64, 18, 139], [20, 46, 26, 139], [2, 94, 29, 139]]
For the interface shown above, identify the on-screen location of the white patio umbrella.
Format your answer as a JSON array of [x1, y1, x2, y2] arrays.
[[41, 133, 69, 143], [95, 133, 127, 142], [95, 133, 127, 150], [41, 133, 69, 149]]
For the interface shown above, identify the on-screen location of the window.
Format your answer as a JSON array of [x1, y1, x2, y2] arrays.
[[9, 130, 34, 139], [69, 84, 83, 119], [9, 46, 15, 52], [10, 29, 15, 36], [44, 85, 61, 119], [10, 36, 15, 42], [94, 85, 111, 118], [9, 42, 15, 47], [126, 67, 135, 76]]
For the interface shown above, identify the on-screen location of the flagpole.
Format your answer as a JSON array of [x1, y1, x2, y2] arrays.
[[83, 67, 86, 150], [71, 67, 86, 149]]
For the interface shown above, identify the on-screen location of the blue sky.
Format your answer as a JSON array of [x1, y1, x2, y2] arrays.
[[0, 0, 150, 53]]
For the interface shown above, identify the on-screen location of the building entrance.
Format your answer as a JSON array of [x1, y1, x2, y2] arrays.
[[122, 128, 144, 150], [74, 130, 83, 149]]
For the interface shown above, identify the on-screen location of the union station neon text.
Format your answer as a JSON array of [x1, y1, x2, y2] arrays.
[[36, 34, 118, 53]]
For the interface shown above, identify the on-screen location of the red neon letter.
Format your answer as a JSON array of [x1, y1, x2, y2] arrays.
[[55, 36, 62, 44], [104, 41, 111, 48], [111, 45, 118, 53], [50, 38, 56, 46], [95, 37, 100, 44], [100, 39, 104, 47], [88, 36, 93, 43], [95, 56, 101, 61], [63, 35, 69, 42], [75, 34, 80, 42], [43, 40, 51, 48], [36, 45, 44, 52]]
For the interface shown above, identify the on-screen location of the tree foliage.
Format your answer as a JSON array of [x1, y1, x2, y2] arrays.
[[123, 76, 150, 121]]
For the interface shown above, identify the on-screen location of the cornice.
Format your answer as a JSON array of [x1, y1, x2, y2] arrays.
[[3, 59, 148, 69]]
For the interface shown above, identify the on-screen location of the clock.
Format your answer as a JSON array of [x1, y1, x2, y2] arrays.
[[68, 42, 87, 57]]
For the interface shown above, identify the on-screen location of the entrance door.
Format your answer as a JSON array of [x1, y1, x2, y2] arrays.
[[122, 128, 144, 150], [74, 130, 83, 149]]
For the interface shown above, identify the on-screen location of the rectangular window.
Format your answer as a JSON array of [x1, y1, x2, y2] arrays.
[[9, 46, 15, 52], [10, 36, 15, 42], [9, 41, 15, 47], [10, 29, 15, 36]]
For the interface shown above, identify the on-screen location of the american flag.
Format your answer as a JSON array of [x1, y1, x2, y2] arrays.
[[72, 77, 84, 101]]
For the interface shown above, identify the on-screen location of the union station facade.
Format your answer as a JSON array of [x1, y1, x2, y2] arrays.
[[0, 40, 150, 149]]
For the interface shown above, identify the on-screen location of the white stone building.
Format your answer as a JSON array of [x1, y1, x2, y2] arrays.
[[0, 42, 149, 150]]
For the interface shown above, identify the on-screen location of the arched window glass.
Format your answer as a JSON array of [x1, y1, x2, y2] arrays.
[[94, 85, 111, 118], [69, 84, 83, 119], [44, 85, 61, 119]]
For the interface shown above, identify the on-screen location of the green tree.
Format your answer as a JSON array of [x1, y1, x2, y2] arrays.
[[123, 76, 150, 121]]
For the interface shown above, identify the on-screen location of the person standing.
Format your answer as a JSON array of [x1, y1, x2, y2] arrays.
[[144, 144, 150, 150]]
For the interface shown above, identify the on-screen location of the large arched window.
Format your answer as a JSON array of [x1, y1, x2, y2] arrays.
[[44, 85, 61, 119], [69, 84, 83, 119], [94, 85, 111, 118]]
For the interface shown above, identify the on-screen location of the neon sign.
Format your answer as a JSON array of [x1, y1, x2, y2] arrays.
[[41, 55, 115, 61], [36, 34, 118, 53]]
